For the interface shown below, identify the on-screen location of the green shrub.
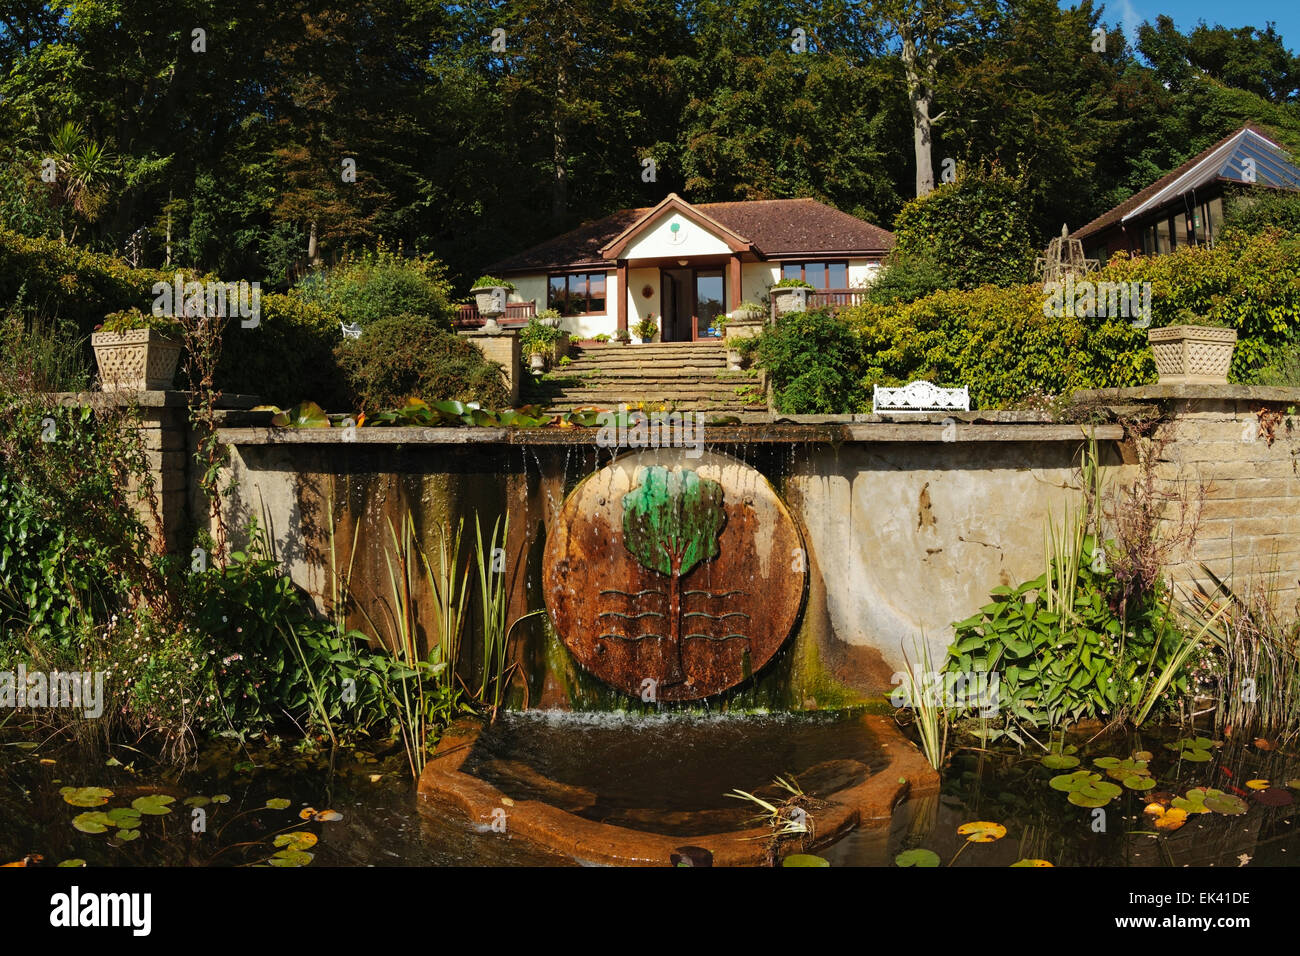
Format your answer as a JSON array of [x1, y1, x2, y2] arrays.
[[335, 312, 509, 411], [863, 252, 955, 305], [215, 292, 348, 408], [840, 229, 1300, 407], [519, 316, 563, 355], [754, 308, 865, 413], [296, 247, 455, 330], [891, 162, 1036, 289]]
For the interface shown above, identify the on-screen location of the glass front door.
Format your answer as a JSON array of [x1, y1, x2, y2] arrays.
[[694, 271, 725, 340]]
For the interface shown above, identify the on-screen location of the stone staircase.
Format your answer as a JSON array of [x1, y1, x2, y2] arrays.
[[528, 342, 767, 417]]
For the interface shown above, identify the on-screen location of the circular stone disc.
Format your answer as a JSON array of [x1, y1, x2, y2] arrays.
[[542, 449, 806, 701]]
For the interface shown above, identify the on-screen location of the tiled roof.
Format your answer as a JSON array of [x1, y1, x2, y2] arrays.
[[487, 197, 894, 273], [1071, 125, 1287, 243]]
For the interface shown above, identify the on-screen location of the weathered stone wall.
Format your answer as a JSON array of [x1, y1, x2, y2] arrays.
[[1076, 385, 1300, 618]]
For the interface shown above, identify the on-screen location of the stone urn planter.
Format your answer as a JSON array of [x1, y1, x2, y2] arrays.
[[529, 351, 547, 373], [1148, 325, 1237, 384], [92, 328, 183, 391], [473, 284, 510, 334], [726, 345, 745, 371], [770, 286, 808, 316]]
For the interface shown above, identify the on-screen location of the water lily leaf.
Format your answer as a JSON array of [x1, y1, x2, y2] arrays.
[[1144, 805, 1188, 831], [1123, 774, 1156, 791], [1093, 757, 1122, 769], [268, 848, 313, 867], [115, 829, 141, 841], [1253, 738, 1274, 751], [956, 821, 1006, 843], [1245, 779, 1269, 790], [894, 848, 940, 867], [106, 807, 141, 826], [57, 859, 86, 867], [1132, 750, 1153, 761], [782, 854, 830, 867], [1041, 754, 1080, 769], [1050, 770, 1093, 792], [270, 400, 329, 428], [183, 795, 210, 807], [72, 811, 111, 833], [265, 798, 291, 810], [60, 786, 113, 807], [1288, 779, 1300, 790], [1010, 859, 1053, 867], [1203, 793, 1248, 815], [210, 794, 231, 804], [1253, 787, 1294, 807], [314, 809, 343, 822], [1179, 748, 1212, 762], [131, 794, 174, 816], [299, 807, 317, 820], [273, 831, 318, 851]]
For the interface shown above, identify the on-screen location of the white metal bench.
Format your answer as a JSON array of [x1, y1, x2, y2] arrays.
[[873, 380, 970, 413]]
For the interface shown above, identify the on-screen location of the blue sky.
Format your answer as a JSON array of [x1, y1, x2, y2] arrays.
[[1082, 0, 1300, 50]]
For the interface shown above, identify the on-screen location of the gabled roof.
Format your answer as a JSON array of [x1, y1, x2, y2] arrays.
[[599, 193, 753, 258], [1072, 125, 1300, 243], [486, 197, 894, 274]]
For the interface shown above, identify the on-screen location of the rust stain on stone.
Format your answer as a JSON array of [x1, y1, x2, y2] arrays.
[[917, 482, 936, 531]]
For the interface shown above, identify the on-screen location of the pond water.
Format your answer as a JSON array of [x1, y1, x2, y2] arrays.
[[3, 712, 1297, 867]]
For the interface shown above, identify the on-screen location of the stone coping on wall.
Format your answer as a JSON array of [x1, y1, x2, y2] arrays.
[[54, 389, 265, 409], [217, 420, 1123, 446], [1072, 384, 1300, 404]]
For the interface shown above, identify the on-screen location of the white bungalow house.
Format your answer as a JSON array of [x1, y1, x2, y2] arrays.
[[458, 193, 894, 341]]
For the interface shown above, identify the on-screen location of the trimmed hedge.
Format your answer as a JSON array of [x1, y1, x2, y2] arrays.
[[0, 230, 348, 408], [755, 229, 1300, 412]]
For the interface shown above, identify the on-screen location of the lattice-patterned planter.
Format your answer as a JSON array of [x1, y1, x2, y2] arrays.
[[1147, 325, 1237, 384], [92, 329, 183, 391]]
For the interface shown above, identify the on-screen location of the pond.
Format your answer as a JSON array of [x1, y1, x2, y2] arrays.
[[3, 713, 1297, 867]]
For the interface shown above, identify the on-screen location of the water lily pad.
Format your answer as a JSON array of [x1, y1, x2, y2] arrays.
[[956, 821, 1006, 843], [60, 786, 113, 807], [210, 794, 231, 804], [264, 798, 291, 810], [1010, 859, 1053, 866], [299, 807, 317, 820], [1167, 737, 1219, 762], [1068, 780, 1122, 808], [106, 807, 141, 826], [782, 854, 830, 867], [1050, 770, 1094, 792], [1042, 754, 1080, 769], [1245, 779, 1270, 790], [1253, 787, 1293, 807], [1288, 780, 1300, 790], [273, 831, 318, 851], [57, 859, 86, 867], [1132, 750, 1153, 761], [131, 794, 174, 816], [1143, 805, 1188, 831], [268, 848, 313, 867], [1122, 774, 1156, 791], [314, 809, 343, 822], [1203, 792, 1248, 815], [184, 796, 211, 807], [115, 829, 141, 841], [895, 848, 941, 867], [1093, 757, 1122, 769], [72, 811, 111, 833]]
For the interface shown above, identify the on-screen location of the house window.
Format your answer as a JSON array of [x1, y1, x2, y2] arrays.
[[547, 272, 606, 315], [780, 261, 849, 289]]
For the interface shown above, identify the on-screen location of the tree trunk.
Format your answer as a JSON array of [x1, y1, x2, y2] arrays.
[[551, 59, 569, 229], [900, 22, 936, 197], [307, 219, 318, 263]]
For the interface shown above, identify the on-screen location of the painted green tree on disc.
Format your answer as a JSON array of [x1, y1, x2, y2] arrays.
[[622, 466, 726, 683]]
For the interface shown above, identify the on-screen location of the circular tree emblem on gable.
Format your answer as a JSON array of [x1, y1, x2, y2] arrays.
[[542, 450, 806, 701]]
